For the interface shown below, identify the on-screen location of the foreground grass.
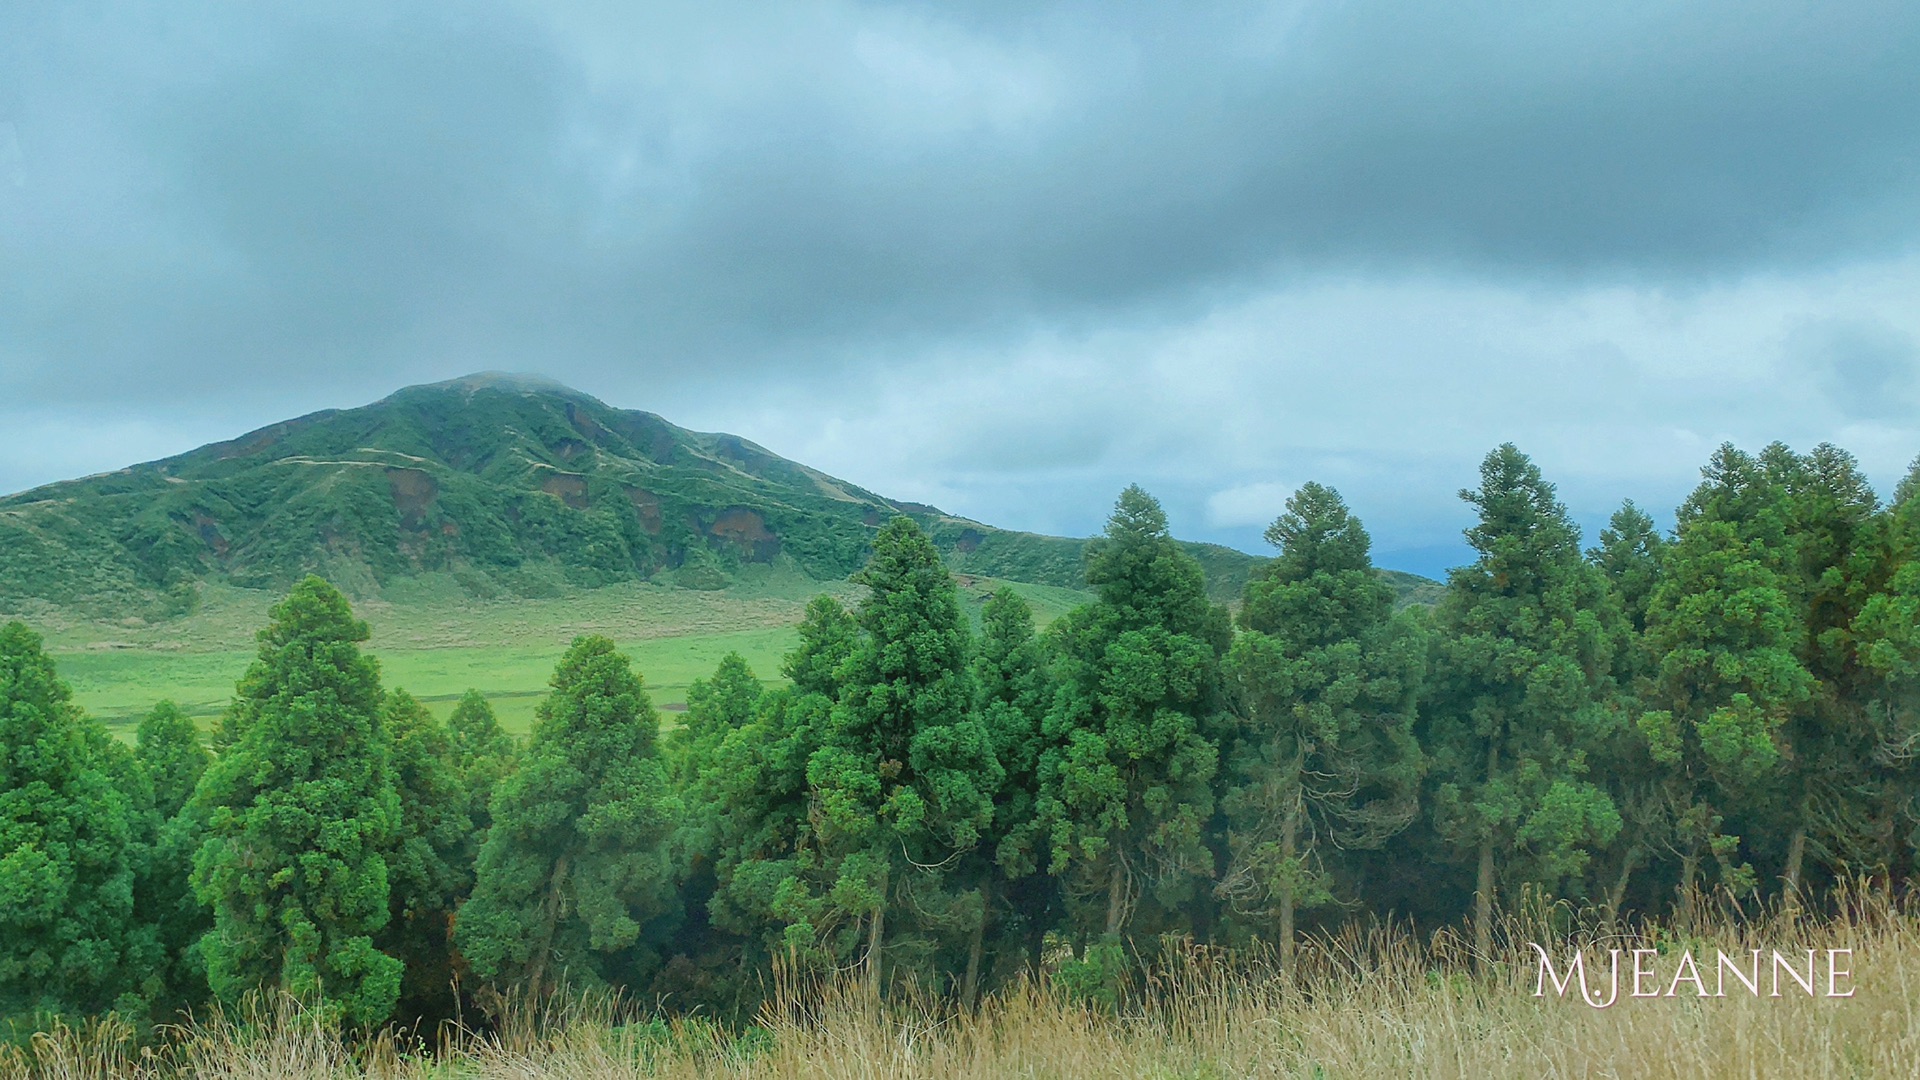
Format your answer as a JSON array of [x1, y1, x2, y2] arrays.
[[10, 899, 1918, 1079]]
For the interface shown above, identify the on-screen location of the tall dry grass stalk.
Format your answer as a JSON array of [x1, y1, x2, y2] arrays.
[[8, 888, 1918, 1078]]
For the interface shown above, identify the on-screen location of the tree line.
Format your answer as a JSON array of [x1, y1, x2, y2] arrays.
[[6, 439, 1920, 1032]]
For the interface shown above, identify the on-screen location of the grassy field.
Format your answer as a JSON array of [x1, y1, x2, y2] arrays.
[[23, 570, 1094, 738], [9, 898, 1917, 1078]]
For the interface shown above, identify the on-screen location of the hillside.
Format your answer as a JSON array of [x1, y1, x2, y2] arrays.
[[0, 374, 1437, 622]]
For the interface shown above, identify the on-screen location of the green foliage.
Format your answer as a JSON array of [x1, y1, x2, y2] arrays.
[[446, 689, 517, 823], [696, 603, 850, 982], [977, 588, 1053, 878], [134, 702, 208, 821], [131, 701, 211, 1019], [1052, 941, 1131, 1011], [1220, 483, 1424, 945], [784, 595, 859, 699], [455, 636, 678, 1004], [968, 588, 1060, 989], [188, 577, 403, 1027], [1423, 447, 1623, 910], [666, 652, 762, 786], [1590, 500, 1665, 637], [29, 431, 1920, 1033], [1039, 487, 1229, 941], [378, 689, 472, 1021], [1767, 444, 1889, 877], [808, 517, 1000, 991], [1854, 458, 1920, 866], [1642, 446, 1810, 814], [0, 622, 143, 1020]]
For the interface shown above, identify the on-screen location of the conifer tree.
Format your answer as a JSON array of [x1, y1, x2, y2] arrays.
[[807, 517, 998, 997], [667, 652, 763, 786], [1853, 458, 1920, 880], [136, 701, 210, 821], [189, 578, 402, 1026], [0, 622, 142, 1021], [444, 690, 515, 875], [446, 691, 514, 798], [699, 598, 851, 984], [1770, 443, 1884, 897], [969, 587, 1057, 998], [1219, 483, 1423, 964], [379, 689, 471, 1023], [1590, 501, 1666, 639], [132, 701, 212, 1017], [1038, 486, 1229, 943], [1586, 502, 1667, 917], [455, 636, 677, 1006], [661, 652, 764, 1007], [1423, 447, 1622, 970], [1638, 445, 1811, 916]]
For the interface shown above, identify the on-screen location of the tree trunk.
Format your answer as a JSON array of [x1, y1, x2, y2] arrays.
[[962, 879, 990, 1008], [1783, 825, 1808, 915], [1606, 842, 1640, 926], [1105, 851, 1127, 938], [525, 853, 570, 1004], [865, 873, 887, 1002], [1473, 743, 1498, 976], [1678, 848, 1700, 925], [1474, 841, 1494, 976], [1278, 785, 1300, 970]]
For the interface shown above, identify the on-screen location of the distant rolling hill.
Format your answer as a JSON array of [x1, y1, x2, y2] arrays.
[[0, 373, 1438, 620]]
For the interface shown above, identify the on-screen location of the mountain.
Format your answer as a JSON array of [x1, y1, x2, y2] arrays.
[[6, 374, 1411, 621]]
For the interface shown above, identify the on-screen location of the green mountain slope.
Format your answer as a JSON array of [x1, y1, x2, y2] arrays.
[[0, 374, 1437, 620]]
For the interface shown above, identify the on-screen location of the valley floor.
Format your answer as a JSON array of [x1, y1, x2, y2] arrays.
[[18, 573, 1091, 735]]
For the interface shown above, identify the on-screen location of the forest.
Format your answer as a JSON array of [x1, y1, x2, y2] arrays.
[[6, 437, 1920, 1055]]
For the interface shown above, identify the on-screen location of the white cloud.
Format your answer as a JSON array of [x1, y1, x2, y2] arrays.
[[691, 254, 1920, 574], [1205, 481, 1298, 529]]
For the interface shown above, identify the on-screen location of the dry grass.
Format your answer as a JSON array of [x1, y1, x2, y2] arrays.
[[9, 894, 1918, 1079]]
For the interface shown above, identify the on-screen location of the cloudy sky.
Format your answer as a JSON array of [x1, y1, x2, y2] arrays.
[[3, 2, 1918, 576]]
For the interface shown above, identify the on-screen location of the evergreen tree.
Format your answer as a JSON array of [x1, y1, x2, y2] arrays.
[[0, 622, 143, 1021], [969, 587, 1058, 999], [667, 652, 763, 786], [807, 517, 999, 997], [659, 653, 763, 1010], [1038, 486, 1229, 943], [1586, 501, 1667, 918], [189, 578, 402, 1026], [1219, 483, 1423, 964], [444, 690, 515, 878], [697, 599, 851, 995], [1638, 445, 1811, 916], [446, 691, 515, 801], [1853, 458, 1920, 881], [786, 594, 859, 698], [454, 636, 677, 1007], [1590, 501, 1666, 639], [1771, 443, 1885, 897], [379, 689, 471, 1024], [1423, 446, 1622, 970], [131, 701, 212, 1018], [135, 702, 209, 821]]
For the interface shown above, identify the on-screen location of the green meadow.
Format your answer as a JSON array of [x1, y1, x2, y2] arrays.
[[38, 570, 1093, 737]]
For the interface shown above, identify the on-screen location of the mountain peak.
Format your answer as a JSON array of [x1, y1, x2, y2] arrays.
[[0, 376, 1273, 620], [400, 371, 601, 402]]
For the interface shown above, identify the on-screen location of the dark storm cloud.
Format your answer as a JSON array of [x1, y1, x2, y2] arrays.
[[4, 0, 1918, 404], [2, 2, 1918, 572]]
